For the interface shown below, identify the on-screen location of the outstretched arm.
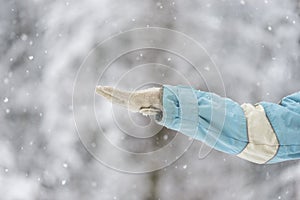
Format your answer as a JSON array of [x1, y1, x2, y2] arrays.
[[96, 85, 300, 164]]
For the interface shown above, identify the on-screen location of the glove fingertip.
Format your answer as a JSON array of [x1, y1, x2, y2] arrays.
[[95, 86, 105, 95]]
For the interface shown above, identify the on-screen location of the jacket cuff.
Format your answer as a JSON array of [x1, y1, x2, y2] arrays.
[[155, 85, 199, 137]]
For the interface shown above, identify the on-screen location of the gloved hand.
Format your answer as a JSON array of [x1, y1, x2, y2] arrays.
[[96, 86, 163, 116]]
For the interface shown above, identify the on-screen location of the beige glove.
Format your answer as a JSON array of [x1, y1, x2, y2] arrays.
[[96, 86, 163, 116]]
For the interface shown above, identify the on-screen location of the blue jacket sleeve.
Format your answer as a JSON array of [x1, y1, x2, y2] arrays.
[[155, 85, 300, 164], [155, 85, 249, 155], [260, 92, 300, 163]]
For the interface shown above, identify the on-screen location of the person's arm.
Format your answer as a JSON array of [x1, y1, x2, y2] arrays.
[[96, 85, 300, 164]]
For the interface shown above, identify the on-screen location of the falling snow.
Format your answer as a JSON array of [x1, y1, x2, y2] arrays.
[[61, 180, 67, 185], [163, 134, 168, 140], [267, 26, 272, 31], [1, 1, 300, 200]]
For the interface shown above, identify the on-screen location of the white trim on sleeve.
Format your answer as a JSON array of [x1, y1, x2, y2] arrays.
[[237, 104, 279, 164]]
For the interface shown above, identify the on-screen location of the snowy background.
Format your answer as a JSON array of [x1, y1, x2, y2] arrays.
[[1, 0, 300, 199]]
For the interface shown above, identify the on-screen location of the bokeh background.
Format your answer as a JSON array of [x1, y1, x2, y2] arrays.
[[1, 0, 300, 199]]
